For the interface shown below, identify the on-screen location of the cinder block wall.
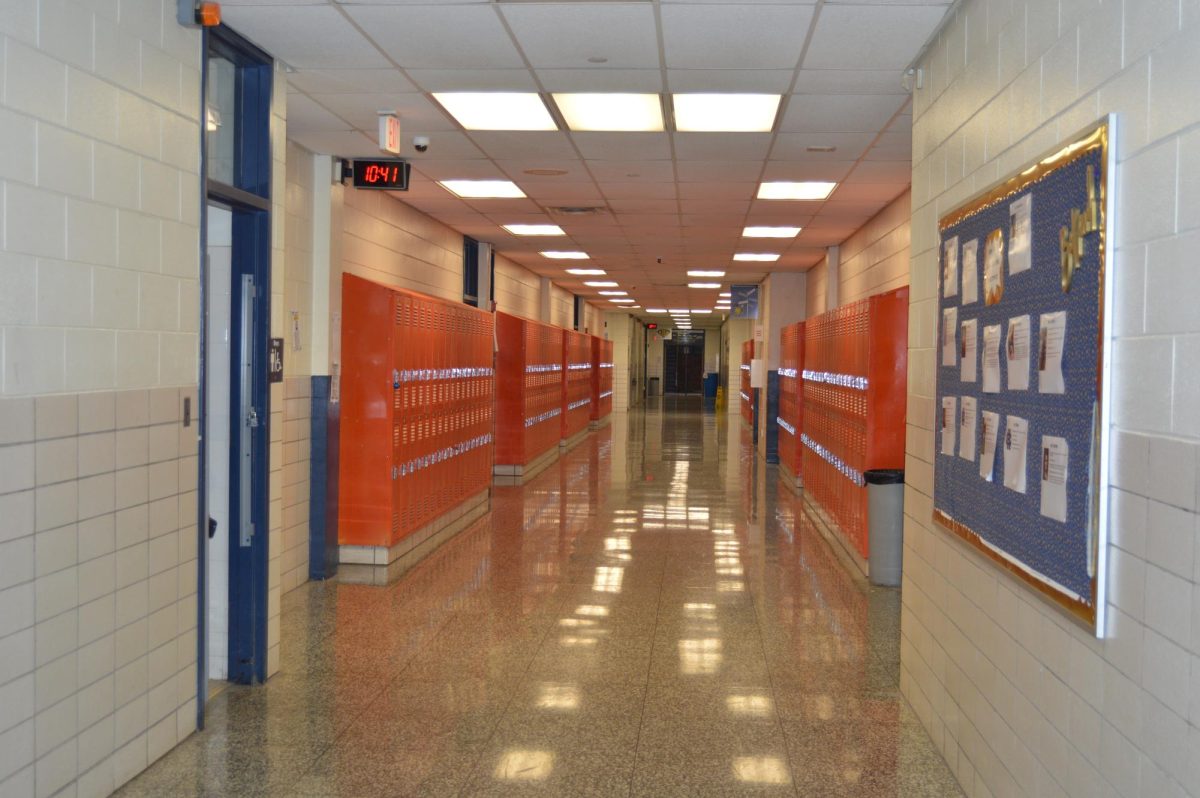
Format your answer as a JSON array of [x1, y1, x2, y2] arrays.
[[904, 2, 1200, 796]]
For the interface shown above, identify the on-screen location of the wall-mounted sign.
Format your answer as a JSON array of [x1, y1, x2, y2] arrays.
[[269, 338, 284, 383], [378, 113, 401, 154], [730, 284, 759, 319], [352, 159, 411, 190]]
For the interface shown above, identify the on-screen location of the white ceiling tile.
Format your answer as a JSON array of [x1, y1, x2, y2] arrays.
[[286, 94, 353, 131], [792, 69, 909, 95], [535, 69, 665, 93], [521, 182, 606, 202], [587, 161, 676, 182], [405, 69, 538, 92], [466, 131, 578, 160], [674, 161, 763, 182], [221, 6, 390, 69], [288, 68, 416, 95], [411, 160, 507, 181], [501, 4, 660, 69], [803, 4, 949, 70], [606, 199, 680, 215], [863, 144, 911, 161], [496, 161, 590, 181], [845, 159, 913, 184], [748, 199, 825, 217], [779, 94, 908, 132], [761, 159, 857, 182], [308, 92, 458, 132], [572, 132, 672, 160], [465, 198, 543, 215], [661, 4, 817, 70], [343, 5, 525, 70], [397, 131, 487, 160], [676, 182, 756, 200], [286, 129, 378, 157], [672, 133, 772, 162], [678, 199, 750, 215], [829, 183, 908, 203], [667, 69, 795, 93], [598, 182, 678, 200], [769, 132, 875, 160]]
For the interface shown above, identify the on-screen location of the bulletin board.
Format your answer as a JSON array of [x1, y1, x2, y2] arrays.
[[932, 119, 1114, 634]]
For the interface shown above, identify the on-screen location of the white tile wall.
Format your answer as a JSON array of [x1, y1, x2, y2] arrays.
[[904, 2, 1200, 797], [0, 1, 204, 796]]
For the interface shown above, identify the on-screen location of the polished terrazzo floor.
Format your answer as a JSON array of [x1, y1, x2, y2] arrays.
[[116, 398, 963, 797]]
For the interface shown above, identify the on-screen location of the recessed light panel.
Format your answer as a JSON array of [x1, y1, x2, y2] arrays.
[[503, 224, 565, 236], [719, 292, 731, 297], [743, 226, 801, 238], [566, 268, 605, 275], [688, 282, 722, 288], [691, 309, 712, 314], [553, 93, 664, 132], [687, 270, 725, 277], [439, 180, 526, 199], [598, 290, 627, 296], [647, 308, 668, 313], [757, 181, 837, 200], [542, 251, 590, 259], [584, 281, 618, 287], [609, 298, 635, 303], [433, 92, 556, 131], [733, 253, 780, 262], [673, 94, 781, 132]]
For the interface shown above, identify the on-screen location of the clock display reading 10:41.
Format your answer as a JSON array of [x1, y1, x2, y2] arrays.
[[351, 159, 410, 190]]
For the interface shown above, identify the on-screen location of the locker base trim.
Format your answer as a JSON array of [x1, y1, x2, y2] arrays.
[[800, 493, 870, 582], [778, 462, 803, 493], [559, 427, 590, 452], [588, 415, 612, 430], [493, 446, 560, 485], [337, 489, 491, 585]]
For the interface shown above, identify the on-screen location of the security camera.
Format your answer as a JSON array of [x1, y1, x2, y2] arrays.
[[413, 136, 430, 153]]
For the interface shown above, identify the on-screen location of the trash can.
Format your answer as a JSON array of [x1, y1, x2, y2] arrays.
[[865, 469, 904, 587], [648, 377, 660, 396], [703, 373, 718, 398]]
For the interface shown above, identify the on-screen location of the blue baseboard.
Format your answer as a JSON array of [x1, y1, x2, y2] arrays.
[[308, 376, 340, 580]]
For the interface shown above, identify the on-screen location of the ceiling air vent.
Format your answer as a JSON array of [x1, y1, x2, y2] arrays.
[[548, 205, 607, 216]]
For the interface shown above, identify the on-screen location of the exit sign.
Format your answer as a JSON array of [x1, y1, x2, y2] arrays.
[[379, 114, 401, 154]]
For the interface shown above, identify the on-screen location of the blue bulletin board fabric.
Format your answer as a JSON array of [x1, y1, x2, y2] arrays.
[[934, 125, 1108, 623]]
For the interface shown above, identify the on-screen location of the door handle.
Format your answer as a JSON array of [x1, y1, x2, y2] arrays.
[[247, 407, 259, 428]]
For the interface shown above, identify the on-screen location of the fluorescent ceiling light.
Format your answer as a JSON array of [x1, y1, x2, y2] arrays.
[[433, 92, 556, 131], [609, 298, 635, 303], [673, 93, 781, 133], [743, 226, 801, 238], [598, 290, 627, 296], [687, 270, 725, 277], [503, 224, 564, 236], [647, 308, 668, 313], [688, 282, 722, 288], [668, 308, 688, 313], [584, 281, 618, 287], [439, 180, 526, 199], [542, 251, 589, 259], [566, 268, 605, 275], [553, 93, 664, 132], [733, 253, 780, 262], [719, 292, 731, 297], [691, 309, 712, 314], [757, 181, 837, 200]]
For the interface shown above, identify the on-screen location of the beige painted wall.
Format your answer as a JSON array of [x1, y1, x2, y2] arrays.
[[904, 3, 1200, 797], [806, 190, 911, 318]]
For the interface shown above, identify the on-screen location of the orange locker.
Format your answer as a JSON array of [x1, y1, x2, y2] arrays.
[[561, 329, 592, 441], [800, 287, 908, 559], [777, 321, 805, 485], [338, 274, 494, 549], [590, 336, 613, 421], [494, 311, 565, 469]]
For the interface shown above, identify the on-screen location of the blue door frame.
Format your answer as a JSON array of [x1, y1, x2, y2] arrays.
[[198, 24, 274, 725]]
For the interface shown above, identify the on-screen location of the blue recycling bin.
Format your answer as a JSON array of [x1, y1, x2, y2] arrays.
[[703, 373, 718, 397]]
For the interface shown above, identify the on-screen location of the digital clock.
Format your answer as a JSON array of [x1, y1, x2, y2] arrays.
[[351, 159, 411, 190]]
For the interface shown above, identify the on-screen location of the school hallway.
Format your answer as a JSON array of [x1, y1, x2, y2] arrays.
[[111, 398, 959, 797]]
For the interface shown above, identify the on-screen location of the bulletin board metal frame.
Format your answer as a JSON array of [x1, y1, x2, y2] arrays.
[[932, 118, 1115, 635]]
